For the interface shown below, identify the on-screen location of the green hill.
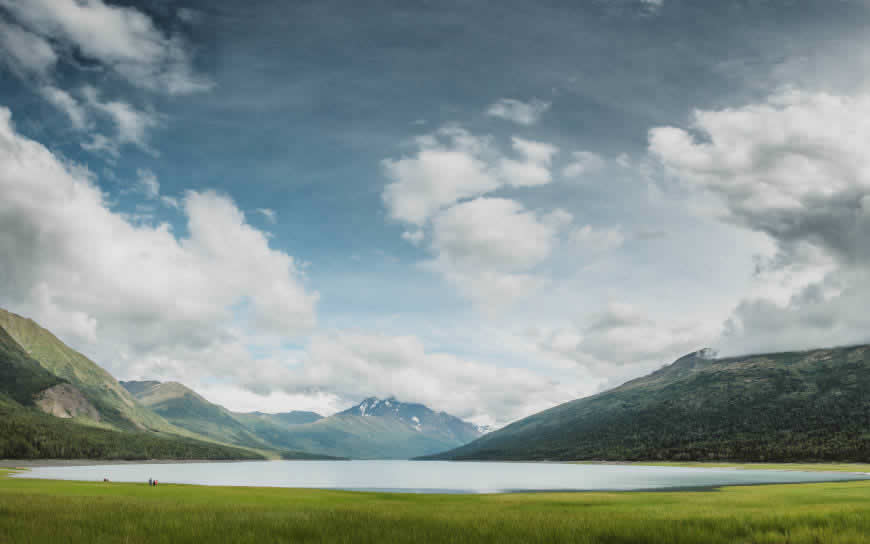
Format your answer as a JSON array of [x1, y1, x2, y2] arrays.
[[0, 325, 63, 406], [120, 380, 274, 450], [120, 381, 343, 459], [0, 309, 180, 433], [0, 319, 263, 460], [429, 346, 870, 462], [0, 395, 264, 460], [122, 378, 482, 459]]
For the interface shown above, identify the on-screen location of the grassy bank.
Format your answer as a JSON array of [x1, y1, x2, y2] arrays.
[[3, 468, 870, 543], [582, 461, 870, 473]]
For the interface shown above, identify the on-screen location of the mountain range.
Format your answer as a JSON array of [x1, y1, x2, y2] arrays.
[[7, 305, 870, 463], [120, 381, 482, 459], [0, 308, 482, 460], [428, 346, 870, 462]]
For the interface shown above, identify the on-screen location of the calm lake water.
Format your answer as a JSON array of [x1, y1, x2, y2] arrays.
[[15, 460, 868, 493]]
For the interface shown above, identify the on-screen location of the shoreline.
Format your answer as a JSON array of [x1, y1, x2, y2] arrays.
[[5, 458, 870, 473], [0, 458, 256, 468], [6, 460, 870, 495]]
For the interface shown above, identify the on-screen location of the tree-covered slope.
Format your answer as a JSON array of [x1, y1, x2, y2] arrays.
[[0, 309, 178, 432], [429, 346, 870, 462], [0, 394, 264, 460]]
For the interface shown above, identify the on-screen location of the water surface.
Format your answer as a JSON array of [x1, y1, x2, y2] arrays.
[[15, 460, 868, 493]]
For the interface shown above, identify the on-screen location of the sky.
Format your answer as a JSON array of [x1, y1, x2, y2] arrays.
[[2, 0, 870, 427]]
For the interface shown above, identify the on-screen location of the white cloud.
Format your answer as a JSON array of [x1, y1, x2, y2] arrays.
[[562, 151, 605, 179], [382, 126, 559, 225], [38, 86, 88, 130], [498, 137, 558, 187], [0, 107, 317, 384], [486, 98, 551, 125], [81, 133, 119, 158], [0, 19, 57, 78], [650, 89, 870, 356], [82, 86, 160, 154], [382, 126, 502, 225], [427, 198, 570, 306], [0, 0, 211, 94]]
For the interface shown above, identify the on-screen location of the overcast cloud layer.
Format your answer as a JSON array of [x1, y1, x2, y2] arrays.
[[1, 0, 869, 426]]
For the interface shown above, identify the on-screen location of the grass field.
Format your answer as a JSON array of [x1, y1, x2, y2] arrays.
[[3, 467, 870, 543]]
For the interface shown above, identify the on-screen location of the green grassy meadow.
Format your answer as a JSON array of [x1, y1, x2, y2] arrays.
[[3, 467, 870, 543]]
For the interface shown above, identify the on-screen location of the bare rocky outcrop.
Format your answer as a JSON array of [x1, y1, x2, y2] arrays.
[[34, 383, 101, 421]]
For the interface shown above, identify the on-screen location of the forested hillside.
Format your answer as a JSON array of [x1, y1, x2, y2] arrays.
[[430, 346, 870, 462]]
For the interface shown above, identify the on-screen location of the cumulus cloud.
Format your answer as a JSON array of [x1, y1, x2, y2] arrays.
[[381, 126, 628, 306], [0, 0, 211, 94], [650, 89, 870, 355], [0, 107, 317, 381], [427, 198, 570, 306], [498, 137, 558, 187], [382, 126, 559, 225], [382, 126, 502, 225], [486, 98, 551, 125]]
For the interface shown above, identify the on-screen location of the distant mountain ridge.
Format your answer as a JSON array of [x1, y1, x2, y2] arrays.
[[428, 346, 870, 462], [259, 396, 482, 459], [0, 308, 484, 460], [340, 397, 481, 443], [119, 383, 482, 459]]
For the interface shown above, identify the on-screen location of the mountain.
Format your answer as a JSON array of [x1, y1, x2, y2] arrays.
[[340, 397, 481, 444], [429, 346, 870, 462], [252, 397, 482, 459], [0, 308, 480, 460], [119, 380, 341, 459], [0, 324, 65, 406], [121, 381, 482, 459], [0, 309, 181, 433], [0, 317, 262, 460], [120, 380, 272, 450]]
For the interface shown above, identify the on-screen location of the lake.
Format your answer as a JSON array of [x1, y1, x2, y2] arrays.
[[14, 461, 870, 493]]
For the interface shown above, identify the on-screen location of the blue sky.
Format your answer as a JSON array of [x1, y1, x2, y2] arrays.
[[2, 0, 870, 425]]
